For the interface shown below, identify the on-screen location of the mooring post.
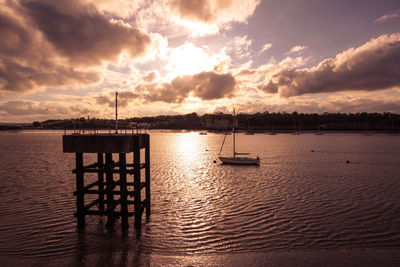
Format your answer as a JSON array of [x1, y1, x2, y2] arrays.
[[133, 137, 141, 227], [105, 153, 114, 226], [145, 134, 151, 217], [119, 153, 128, 229], [75, 152, 85, 228], [97, 153, 104, 212]]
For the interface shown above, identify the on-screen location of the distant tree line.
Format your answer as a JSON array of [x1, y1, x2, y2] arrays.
[[22, 111, 400, 132]]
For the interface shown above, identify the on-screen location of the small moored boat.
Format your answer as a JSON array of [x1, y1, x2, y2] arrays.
[[218, 110, 260, 165]]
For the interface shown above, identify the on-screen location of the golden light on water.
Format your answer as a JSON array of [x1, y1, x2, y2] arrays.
[[169, 132, 212, 203]]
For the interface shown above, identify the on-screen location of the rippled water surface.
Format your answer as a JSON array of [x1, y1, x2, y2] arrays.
[[0, 130, 399, 265]]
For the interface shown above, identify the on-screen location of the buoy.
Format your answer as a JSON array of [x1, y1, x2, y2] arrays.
[[346, 160, 350, 163]]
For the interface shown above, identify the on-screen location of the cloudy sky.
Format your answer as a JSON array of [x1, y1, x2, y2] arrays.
[[1, 0, 400, 122]]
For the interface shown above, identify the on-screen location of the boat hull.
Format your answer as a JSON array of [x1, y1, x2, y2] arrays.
[[219, 156, 260, 165]]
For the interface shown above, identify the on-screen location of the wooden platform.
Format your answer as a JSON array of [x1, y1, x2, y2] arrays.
[[63, 134, 148, 153], [62, 133, 150, 229]]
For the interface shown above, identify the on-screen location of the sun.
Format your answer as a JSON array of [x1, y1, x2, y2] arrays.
[[165, 43, 210, 77], [164, 42, 230, 81]]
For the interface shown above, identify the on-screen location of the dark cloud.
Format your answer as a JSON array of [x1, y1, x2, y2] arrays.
[[22, 0, 151, 65], [143, 71, 157, 82], [96, 91, 140, 108], [0, 58, 99, 92], [97, 71, 236, 104], [0, 100, 90, 118], [95, 95, 114, 108], [260, 33, 400, 97], [137, 71, 236, 103], [0, 100, 51, 115], [170, 0, 216, 23], [191, 71, 236, 99], [257, 81, 278, 94], [0, 0, 151, 93], [169, 0, 260, 25], [118, 91, 140, 107]]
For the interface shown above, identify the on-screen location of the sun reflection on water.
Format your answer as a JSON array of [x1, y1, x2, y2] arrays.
[[170, 133, 208, 202]]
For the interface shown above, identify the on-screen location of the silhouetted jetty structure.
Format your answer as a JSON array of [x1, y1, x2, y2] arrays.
[[63, 133, 150, 229]]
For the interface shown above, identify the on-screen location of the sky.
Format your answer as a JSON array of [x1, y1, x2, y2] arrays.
[[0, 0, 400, 122]]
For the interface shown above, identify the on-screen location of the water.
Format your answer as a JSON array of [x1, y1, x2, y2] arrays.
[[0, 130, 399, 266]]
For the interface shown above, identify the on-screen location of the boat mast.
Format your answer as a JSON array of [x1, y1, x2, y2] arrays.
[[233, 109, 235, 157], [115, 91, 118, 134]]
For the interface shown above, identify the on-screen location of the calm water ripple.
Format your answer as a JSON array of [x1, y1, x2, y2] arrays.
[[0, 130, 400, 262]]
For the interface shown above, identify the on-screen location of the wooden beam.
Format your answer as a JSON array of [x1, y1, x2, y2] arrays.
[[85, 199, 99, 210]]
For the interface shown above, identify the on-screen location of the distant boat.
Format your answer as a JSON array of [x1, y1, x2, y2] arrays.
[[269, 123, 277, 135], [292, 120, 301, 135], [219, 110, 260, 165], [245, 119, 255, 135], [199, 132, 207, 135], [364, 122, 373, 135], [314, 119, 324, 135]]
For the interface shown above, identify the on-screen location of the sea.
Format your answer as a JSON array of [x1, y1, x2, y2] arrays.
[[0, 130, 399, 266]]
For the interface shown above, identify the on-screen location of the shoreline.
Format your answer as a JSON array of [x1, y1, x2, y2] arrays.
[[1, 128, 399, 135]]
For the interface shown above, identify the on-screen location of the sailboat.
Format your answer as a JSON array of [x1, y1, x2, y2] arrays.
[[218, 110, 260, 165]]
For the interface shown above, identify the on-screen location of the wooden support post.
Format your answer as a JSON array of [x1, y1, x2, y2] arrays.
[[76, 152, 85, 227], [119, 153, 128, 229], [105, 153, 115, 226], [133, 136, 141, 227], [145, 134, 151, 217], [97, 153, 104, 212]]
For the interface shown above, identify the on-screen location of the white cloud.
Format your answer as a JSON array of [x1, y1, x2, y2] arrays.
[[374, 9, 400, 24], [259, 43, 272, 53], [224, 35, 253, 61], [288, 45, 308, 54]]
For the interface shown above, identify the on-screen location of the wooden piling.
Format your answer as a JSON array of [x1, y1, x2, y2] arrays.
[[145, 134, 151, 217], [105, 153, 115, 226], [75, 152, 85, 227], [133, 136, 141, 227], [119, 153, 128, 229], [97, 153, 104, 212]]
